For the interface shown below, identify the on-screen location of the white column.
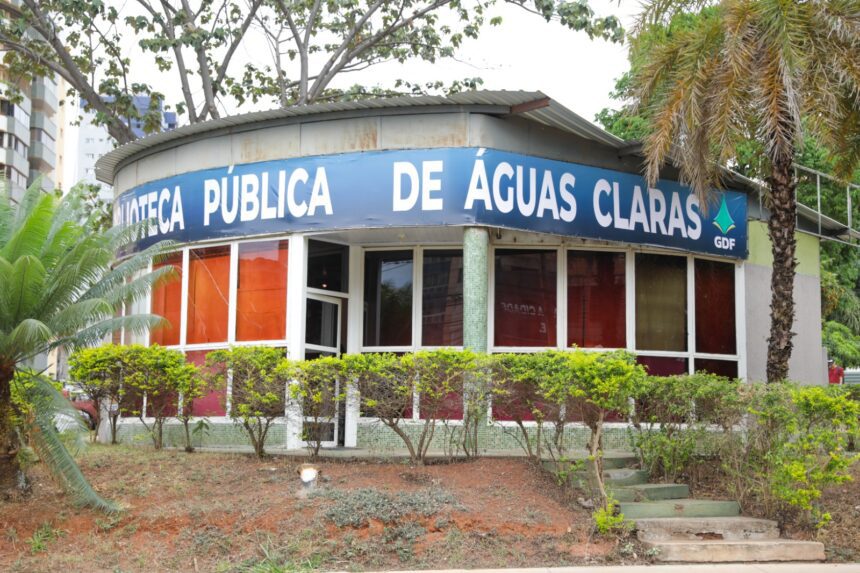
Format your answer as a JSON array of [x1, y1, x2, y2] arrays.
[[344, 244, 363, 447], [735, 260, 748, 381], [285, 234, 308, 450], [687, 256, 696, 374]]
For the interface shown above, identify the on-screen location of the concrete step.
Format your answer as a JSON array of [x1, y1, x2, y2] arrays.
[[636, 517, 779, 542], [558, 468, 649, 489], [611, 483, 690, 502], [541, 452, 639, 472], [605, 468, 649, 486], [643, 539, 825, 562], [620, 499, 740, 519]]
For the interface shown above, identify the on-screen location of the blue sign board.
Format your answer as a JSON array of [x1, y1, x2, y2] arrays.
[[114, 147, 748, 258]]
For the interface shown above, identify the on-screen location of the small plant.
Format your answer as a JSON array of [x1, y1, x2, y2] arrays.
[[95, 515, 122, 532], [191, 418, 212, 446], [27, 523, 64, 554], [592, 496, 629, 536]]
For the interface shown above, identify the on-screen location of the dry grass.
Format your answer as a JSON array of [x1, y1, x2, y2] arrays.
[[0, 445, 624, 572]]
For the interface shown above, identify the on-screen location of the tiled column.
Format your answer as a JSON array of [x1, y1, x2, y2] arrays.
[[463, 227, 489, 352]]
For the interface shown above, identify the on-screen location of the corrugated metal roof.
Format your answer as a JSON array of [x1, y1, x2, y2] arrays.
[[94, 90, 625, 184]]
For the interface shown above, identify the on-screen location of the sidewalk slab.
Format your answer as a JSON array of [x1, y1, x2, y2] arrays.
[[343, 564, 860, 573]]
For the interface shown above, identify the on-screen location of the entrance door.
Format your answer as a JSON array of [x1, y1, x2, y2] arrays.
[[302, 294, 342, 448]]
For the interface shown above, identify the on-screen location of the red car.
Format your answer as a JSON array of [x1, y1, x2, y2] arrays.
[[62, 388, 99, 430]]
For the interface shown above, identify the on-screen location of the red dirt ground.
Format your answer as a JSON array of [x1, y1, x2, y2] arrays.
[[0, 446, 629, 572]]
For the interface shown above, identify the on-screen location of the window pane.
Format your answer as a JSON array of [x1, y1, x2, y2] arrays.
[[237, 240, 288, 341], [637, 355, 689, 376], [186, 350, 226, 417], [306, 298, 339, 348], [635, 254, 687, 351], [308, 240, 348, 292], [150, 252, 183, 346], [188, 246, 231, 344], [695, 259, 736, 355], [494, 249, 557, 347], [567, 251, 625, 348], [694, 358, 738, 378], [363, 251, 413, 346], [422, 250, 463, 346]]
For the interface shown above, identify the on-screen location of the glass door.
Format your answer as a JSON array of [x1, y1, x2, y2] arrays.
[[302, 294, 342, 448]]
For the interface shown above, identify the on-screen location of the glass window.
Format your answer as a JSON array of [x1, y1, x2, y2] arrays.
[[422, 249, 463, 346], [695, 259, 737, 355], [236, 240, 288, 341], [567, 251, 625, 348], [635, 254, 687, 351], [150, 252, 183, 346], [363, 251, 413, 346], [494, 249, 557, 347], [187, 246, 230, 344], [637, 356, 688, 376], [306, 298, 339, 348], [694, 358, 738, 378], [308, 240, 348, 292], [186, 350, 226, 417]]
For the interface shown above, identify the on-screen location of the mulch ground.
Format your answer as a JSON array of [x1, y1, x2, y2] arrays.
[[0, 445, 630, 572]]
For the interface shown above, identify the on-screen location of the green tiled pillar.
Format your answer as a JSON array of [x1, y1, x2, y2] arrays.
[[463, 227, 489, 352]]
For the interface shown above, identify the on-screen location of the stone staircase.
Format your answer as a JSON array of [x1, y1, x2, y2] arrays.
[[544, 453, 825, 563]]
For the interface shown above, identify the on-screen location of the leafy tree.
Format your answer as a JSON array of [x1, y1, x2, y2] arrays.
[[206, 346, 286, 458], [285, 356, 344, 459], [68, 344, 126, 443], [0, 0, 622, 142], [629, 1, 860, 382], [0, 183, 173, 505], [122, 345, 192, 450], [822, 321, 860, 369], [567, 350, 645, 508]]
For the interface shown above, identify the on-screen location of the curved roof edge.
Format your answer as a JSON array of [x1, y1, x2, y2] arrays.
[[94, 90, 625, 185]]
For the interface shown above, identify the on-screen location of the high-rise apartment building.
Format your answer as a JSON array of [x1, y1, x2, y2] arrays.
[[74, 96, 178, 201], [1, 0, 59, 203]]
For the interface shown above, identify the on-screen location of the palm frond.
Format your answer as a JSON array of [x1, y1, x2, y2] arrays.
[[14, 372, 119, 513], [1, 192, 55, 262]]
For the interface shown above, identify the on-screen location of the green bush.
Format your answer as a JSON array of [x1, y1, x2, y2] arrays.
[[122, 344, 197, 450], [720, 383, 860, 528], [284, 356, 344, 458], [206, 346, 286, 458], [632, 373, 740, 483]]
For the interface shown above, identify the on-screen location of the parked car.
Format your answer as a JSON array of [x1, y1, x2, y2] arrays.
[[62, 387, 98, 430]]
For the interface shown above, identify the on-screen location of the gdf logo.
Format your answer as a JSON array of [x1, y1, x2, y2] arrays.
[[712, 196, 736, 251]]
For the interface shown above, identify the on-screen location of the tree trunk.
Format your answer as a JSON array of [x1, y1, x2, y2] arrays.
[[0, 362, 29, 499], [183, 419, 194, 453], [766, 157, 798, 383]]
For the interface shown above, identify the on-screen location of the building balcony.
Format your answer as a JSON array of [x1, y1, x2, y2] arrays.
[[3, 146, 29, 175], [29, 79, 58, 111], [28, 169, 55, 192], [30, 112, 57, 138], [28, 140, 56, 168]]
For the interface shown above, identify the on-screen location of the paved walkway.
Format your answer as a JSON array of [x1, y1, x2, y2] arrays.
[[345, 565, 860, 573]]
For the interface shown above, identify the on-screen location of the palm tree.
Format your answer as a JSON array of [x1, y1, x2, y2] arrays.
[[630, 0, 860, 382], [0, 183, 173, 506]]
